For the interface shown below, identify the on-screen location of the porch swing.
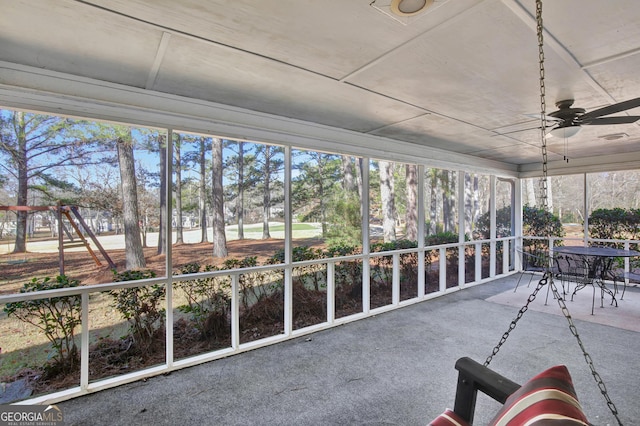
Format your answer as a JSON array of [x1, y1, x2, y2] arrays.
[[429, 1, 624, 425]]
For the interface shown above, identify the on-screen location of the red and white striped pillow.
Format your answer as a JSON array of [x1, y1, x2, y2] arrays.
[[488, 365, 589, 425], [428, 365, 589, 426], [428, 409, 470, 426]]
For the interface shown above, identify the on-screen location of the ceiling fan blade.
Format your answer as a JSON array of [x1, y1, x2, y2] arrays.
[[580, 97, 640, 120], [581, 116, 640, 125], [524, 113, 563, 122]]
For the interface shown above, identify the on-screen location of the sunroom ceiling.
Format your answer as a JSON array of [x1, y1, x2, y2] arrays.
[[1, 0, 640, 175]]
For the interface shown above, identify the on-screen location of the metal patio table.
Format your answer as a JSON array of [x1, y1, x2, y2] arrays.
[[553, 245, 640, 314]]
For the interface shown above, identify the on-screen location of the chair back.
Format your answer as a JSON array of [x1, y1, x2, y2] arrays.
[[516, 247, 550, 272]]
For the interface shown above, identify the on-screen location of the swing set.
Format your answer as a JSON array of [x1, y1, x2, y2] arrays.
[[0, 203, 115, 275], [430, 1, 625, 425]]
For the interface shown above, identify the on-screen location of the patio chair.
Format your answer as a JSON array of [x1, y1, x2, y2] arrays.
[[609, 267, 640, 300], [558, 253, 602, 315], [513, 247, 553, 293]]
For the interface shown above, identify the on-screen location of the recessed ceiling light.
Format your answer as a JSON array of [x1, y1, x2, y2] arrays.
[[390, 0, 433, 17]]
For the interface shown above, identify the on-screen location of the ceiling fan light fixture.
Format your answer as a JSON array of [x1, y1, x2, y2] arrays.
[[390, 0, 433, 16], [547, 125, 581, 139]]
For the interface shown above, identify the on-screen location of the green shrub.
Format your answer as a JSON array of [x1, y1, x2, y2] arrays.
[[425, 231, 459, 246], [4, 275, 82, 375], [175, 263, 231, 340], [589, 207, 640, 244], [108, 269, 165, 351]]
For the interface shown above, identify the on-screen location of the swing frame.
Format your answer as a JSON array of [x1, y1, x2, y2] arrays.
[[452, 357, 520, 424]]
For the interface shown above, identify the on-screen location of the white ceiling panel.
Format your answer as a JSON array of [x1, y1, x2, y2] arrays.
[[0, 0, 162, 88], [154, 36, 425, 133], [1, 0, 640, 173]]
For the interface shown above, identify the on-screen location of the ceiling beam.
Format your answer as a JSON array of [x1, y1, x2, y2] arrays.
[[145, 32, 172, 90]]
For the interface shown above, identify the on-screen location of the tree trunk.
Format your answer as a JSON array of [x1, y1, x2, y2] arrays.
[[199, 137, 208, 243], [525, 178, 536, 207], [442, 171, 457, 232], [157, 134, 167, 255], [429, 170, 438, 235], [464, 173, 473, 236], [356, 158, 364, 218], [12, 112, 28, 253], [117, 134, 145, 269], [174, 134, 183, 244], [545, 177, 554, 213], [342, 156, 356, 193], [405, 164, 418, 241], [262, 145, 272, 239], [237, 141, 245, 240], [379, 161, 396, 242], [212, 138, 228, 257], [317, 157, 326, 236]]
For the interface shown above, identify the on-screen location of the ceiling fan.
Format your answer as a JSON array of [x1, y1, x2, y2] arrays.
[[545, 97, 640, 138]]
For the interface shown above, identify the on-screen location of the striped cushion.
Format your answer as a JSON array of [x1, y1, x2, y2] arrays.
[[489, 365, 589, 425], [428, 409, 470, 426]]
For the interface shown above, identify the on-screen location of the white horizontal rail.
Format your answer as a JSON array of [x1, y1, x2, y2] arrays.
[[1, 237, 518, 405]]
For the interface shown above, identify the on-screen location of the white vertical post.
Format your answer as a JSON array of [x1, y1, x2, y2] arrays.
[[392, 253, 400, 305], [327, 261, 335, 323], [475, 241, 482, 282], [583, 173, 589, 245], [231, 274, 239, 349], [490, 175, 497, 278], [362, 158, 370, 314], [514, 177, 523, 271], [439, 247, 447, 292], [165, 128, 174, 367], [458, 171, 465, 286], [284, 146, 292, 335], [80, 292, 89, 390], [502, 241, 509, 275], [417, 165, 425, 298]]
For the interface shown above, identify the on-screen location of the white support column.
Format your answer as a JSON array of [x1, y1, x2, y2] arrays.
[[284, 146, 293, 335], [165, 128, 174, 368], [417, 165, 426, 298], [362, 158, 370, 313], [583, 173, 589, 245], [458, 171, 465, 286], [514, 177, 523, 271], [490, 175, 497, 278]]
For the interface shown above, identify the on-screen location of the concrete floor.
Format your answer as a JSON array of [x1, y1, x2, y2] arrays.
[[58, 275, 640, 425]]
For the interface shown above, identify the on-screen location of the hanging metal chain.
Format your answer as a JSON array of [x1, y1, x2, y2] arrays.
[[484, 272, 548, 367], [536, 0, 550, 234], [484, 1, 624, 424], [547, 279, 623, 425]]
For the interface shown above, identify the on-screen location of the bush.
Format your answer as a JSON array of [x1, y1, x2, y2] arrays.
[[473, 205, 564, 252], [4, 275, 82, 375], [425, 231, 459, 246], [589, 207, 640, 244], [175, 263, 231, 340], [108, 269, 165, 351]]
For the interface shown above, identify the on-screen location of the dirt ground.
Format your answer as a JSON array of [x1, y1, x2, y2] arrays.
[[0, 238, 321, 295]]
